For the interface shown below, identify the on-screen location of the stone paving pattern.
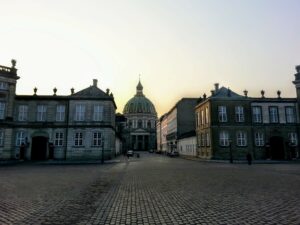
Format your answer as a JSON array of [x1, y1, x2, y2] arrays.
[[0, 153, 299, 225]]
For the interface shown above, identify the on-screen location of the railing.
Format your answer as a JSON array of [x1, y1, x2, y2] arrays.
[[0, 65, 16, 74]]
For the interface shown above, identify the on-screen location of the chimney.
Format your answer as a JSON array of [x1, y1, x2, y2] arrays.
[[71, 88, 74, 95], [93, 79, 98, 87], [214, 83, 219, 92]]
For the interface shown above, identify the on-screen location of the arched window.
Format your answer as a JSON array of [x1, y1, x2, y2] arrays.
[[138, 120, 142, 128]]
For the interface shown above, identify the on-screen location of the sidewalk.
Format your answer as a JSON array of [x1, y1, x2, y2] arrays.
[[0, 158, 122, 166], [181, 155, 300, 164]]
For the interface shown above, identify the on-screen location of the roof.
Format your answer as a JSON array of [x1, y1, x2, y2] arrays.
[[72, 85, 111, 99], [178, 130, 196, 140], [211, 87, 244, 99]]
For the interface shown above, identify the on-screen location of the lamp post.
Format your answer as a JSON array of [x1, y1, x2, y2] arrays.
[[229, 139, 233, 163], [101, 137, 104, 164]]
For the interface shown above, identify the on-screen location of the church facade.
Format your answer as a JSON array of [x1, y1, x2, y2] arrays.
[[122, 80, 157, 151], [0, 60, 117, 161]]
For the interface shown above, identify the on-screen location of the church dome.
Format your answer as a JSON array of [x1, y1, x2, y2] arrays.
[[123, 80, 157, 115]]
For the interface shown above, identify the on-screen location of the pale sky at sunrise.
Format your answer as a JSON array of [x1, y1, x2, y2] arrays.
[[0, 0, 299, 116]]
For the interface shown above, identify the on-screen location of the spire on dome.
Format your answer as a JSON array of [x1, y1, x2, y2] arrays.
[[136, 75, 144, 96]]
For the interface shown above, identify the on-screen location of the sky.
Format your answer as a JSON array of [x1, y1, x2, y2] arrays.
[[0, 0, 299, 116]]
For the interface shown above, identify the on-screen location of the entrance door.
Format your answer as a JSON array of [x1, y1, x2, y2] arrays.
[[270, 136, 285, 160], [31, 136, 48, 160]]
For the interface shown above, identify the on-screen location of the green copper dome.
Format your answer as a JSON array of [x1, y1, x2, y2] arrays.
[[123, 81, 157, 115]]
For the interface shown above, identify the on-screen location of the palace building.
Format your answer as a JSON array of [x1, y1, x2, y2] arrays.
[[195, 67, 300, 160], [0, 60, 117, 161]]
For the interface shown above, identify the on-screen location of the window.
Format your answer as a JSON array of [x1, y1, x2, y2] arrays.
[[0, 102, 5, 119], [206, 132, 210, 147], [75, 104, 85, 121], [269, 106, 279, 123], [254, 132, 264, 146], [147, 120, 151, 128], [205, 107, 209, 124], [16, 131, 26, 146], [138, 120, 142, 128], [286, 107, 296, 123], [93, 105, 103, 121], [54, 132, 64, 146], [18, 105, 28, 121], [37, 105, 47, 121], [252, 106, 262, 123], [201, 110, 204, 125], [236, 131, 247, 146], [201, 133, 205, 146], [0, 130, 4, 146], [219, 131, 229, 146], [218, 106, 227, 122], [288, 133, 298, 146], [196, 112, 200, 127], [0, 82, 8, 90], [92, 132, 102, 146], [56, 105, 65, 122], [74, 132, 83, 146], [235, 106, 244, 122]]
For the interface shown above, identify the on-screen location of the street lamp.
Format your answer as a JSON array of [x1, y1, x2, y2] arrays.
[[229, 139, 233, 163], [101, 137, 104, 164]]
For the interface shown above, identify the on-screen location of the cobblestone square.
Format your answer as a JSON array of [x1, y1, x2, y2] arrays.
[[0, 153, 299, 225]]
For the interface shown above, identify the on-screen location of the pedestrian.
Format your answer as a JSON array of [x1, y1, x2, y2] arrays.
[[20, 142, 25, 160], [246, 153, 252, 165]]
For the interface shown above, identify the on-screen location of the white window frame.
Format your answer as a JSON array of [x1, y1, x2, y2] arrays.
[[235, 106, 244, 122], [269, 106, 279, 123], [16, 131, 26, 146], [75, 104, 85, 121], [286, 107, 296, 123], [54, 132, 64, 146], [92, 132, 102, 146], [56, 105, 65, 122], [93, 105, 103, 121], [37, 105, 47, 121], [254, 132, 264, 147], [18, 105, 28, 121], [218, 106, 227, 122], [0, 102, 5, 119], [252, 106, 262, 123], [219, 131, 229, 146], [288, 133, 298, 146], [74, 132, 83, 146], [236, 131, 247, 146]]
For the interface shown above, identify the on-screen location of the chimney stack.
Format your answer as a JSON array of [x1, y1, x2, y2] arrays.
[[214, 83, 219, 92], [93, 79, 98, 87]]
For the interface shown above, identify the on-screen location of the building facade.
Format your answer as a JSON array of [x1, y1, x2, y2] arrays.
[[177, 131, 197, 157], [157, 98, 198, 154], [122, 80, 157, 151], [0, 60, 117, 161], [195, 69, 300, 160]]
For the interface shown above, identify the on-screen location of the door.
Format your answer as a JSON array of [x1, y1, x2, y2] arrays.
[[31, 136, 48, 160], [270, 136, 285, 160]]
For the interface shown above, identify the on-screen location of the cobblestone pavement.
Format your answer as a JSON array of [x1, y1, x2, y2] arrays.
[[0, 153, 299, 225]]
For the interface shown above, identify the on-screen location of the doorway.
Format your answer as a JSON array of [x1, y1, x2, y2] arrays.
[[270, 136, 285, 160], [31, 136, 48, 160]]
